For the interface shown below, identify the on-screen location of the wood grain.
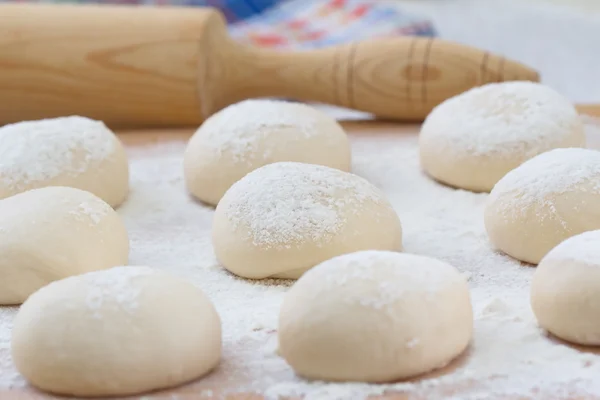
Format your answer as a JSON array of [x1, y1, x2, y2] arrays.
[[0, 4, 216, 128], [0, 4, 542, 128], [577, 104, 600, 118]]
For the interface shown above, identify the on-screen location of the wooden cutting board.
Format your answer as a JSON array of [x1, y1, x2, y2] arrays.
[[1, 118, 600, 400]]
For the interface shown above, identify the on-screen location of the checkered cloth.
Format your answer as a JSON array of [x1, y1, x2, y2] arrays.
[[2, 0, 436, 47], [3, 0, 279, 22], [230, 0, 436, 49]]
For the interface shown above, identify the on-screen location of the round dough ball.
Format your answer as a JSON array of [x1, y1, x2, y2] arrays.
[[485, 148, 600, 264], [279, 250, 473, 382], [0, 116, 129, 207], [531, 230, 600, 345], [12, 266, 221, 397], [184, 99, 351, 205], [420, 81, 584, 192], [212, 162, 402, 279], [0, 186, 129, 304]]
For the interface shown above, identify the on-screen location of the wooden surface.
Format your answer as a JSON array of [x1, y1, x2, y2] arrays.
[[0, 122, 481, 400], [0, 4, 213, 128], [0, 3, 541, 128], [2, 119, 600, 400], [0, 122, 433, 400], [577, 104, 600, 118]]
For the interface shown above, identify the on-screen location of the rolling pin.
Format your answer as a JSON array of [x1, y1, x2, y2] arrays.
[[0, 4, 543, 128]]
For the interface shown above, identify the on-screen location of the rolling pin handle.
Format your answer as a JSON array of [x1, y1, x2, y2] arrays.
[[205, 37, 541, 121]]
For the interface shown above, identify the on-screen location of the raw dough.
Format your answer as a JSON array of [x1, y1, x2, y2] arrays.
[[419, 81, 584, 192], [485, 148, 600, 264], [0, 186, 129, 304], [531, 230, 600, 345], [212, 162, 402, 279], [184, 99, 351, 205], [12, 266, 222, 397], [0, 116, 129, 207], [278, 250, 473, 382]]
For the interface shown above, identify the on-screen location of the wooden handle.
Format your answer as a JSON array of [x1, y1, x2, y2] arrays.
[[202, 37, 541, 121], [0, 4, 545, 128]]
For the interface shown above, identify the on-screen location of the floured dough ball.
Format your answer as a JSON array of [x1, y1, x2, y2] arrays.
[[184, 99, 351, 205], [0, 186, 129, 304], [420, 81, 584, 192], [531, 230, 600, 345], [485, 148, 600, 264], [0, 116, 129, 207], [212, 162, 402, 279], [12, 266, 222, 397], [279, 250, 473, 382]]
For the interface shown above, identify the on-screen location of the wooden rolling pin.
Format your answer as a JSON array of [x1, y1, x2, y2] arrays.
[[0, 3, 554, 128]]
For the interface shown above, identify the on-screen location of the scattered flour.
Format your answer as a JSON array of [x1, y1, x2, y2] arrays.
[[422, 81, 583, 158], [491, 147, 600, 200], [0, 119, 600, 399], [84, 266, 154, 319], [305, 251, 458, 310], [195, 100, 322, 164], [68, 201, 111, 226], [0, 116, 115, 192], [223, 162, 383, 248], [488, 147, 600, 220], [543, 229, 600, 266]]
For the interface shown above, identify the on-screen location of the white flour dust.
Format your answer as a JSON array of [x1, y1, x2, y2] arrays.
[[1, 120, 600, 399], [68, 200, 112, 226], [421, 81, 583, 159], [545, 229, 600, 266], [489, 147, 600, 208], [84, 266, 153, 319], [0, 116, 115, 192], [195, 100, 325, 164], [223, 162, 384, 248]]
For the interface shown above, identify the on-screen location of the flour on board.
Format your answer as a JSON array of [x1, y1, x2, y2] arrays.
[[1, 120, 600, 399]]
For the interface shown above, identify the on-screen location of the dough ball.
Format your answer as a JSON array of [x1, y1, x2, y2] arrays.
[[212, 162, 402, 279], [0, 116, 129, 207], [0, 186, 129, 304], [485, 148, 600, 264], [12, 266, 222, 397], [419, 81, 584, 192], [279, 250, 473, 382], [184, 99, 351, 205], [531, 230, 600, 345]]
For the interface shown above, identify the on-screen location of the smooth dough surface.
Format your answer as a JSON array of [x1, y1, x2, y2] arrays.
[[420, 81, 584, 192], [12, 266, 222, 397], [212, 162, 402, 279], [0, 186, 129, 305], [278, 250, 473, 382], [531, 230, 600, 345], [0, 116, 129, 207], [184, 99, 351, 205], [485, 148, 600, 264]]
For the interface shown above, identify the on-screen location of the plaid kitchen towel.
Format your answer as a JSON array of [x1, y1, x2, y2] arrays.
[[2, 0, 279, 22], [2, 0, 435, 45], [230, 0, 436, 49]]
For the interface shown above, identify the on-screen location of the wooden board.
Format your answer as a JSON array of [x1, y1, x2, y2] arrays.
[[2, 119, 600, 400]]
